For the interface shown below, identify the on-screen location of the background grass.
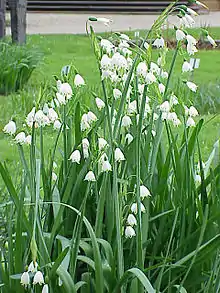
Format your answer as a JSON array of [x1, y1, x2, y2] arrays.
[[0, 27, 219, 163]]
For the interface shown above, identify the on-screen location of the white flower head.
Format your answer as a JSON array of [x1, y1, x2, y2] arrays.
[[48, 108, 58, 122], [186, 35, 197, 46], [189, 106, 199, 117], [161, 70, 168, 79], [131, 202, 146, 214], [176, 29, 186, 41], [140, 185, 151, 199], [173, 118, 181, 127], [153, 37, 165, 48], [125, 133, 133, 145], [158, 83, 165, 94], [195, 174, 201, 184], [26, 107, 36, 127], [182, 61, 193, 73], [35, 110, 50, 127], [3, 120, 16, 135], [84, 171, 96, 182], [170, 94, 179, 106], [113, 88, 122, 100], [128, 100, 137, 115], [186, 81, 197, 92], [25, 135, 32, 145], [69, 150, 81, 164], [207, 35, 217, 47], [28, 261, 38, 273], [53, 120, 62, 130], [21, 271, 30, 287], [122, 115, 132, 128], [136, 62, 148, 77], [15, 132, 26, 144], [101, 54, 111, 69], [81, 114, 90, 132], [60, 82, 73, 98], [187, 44, 198, 55], [87, 111, 98, 123], [74, 74, 85, 87], [42, 284, 49, 293], [101, 160, 112, 172], [100, 39, 114, 53], [150, 62, 160, 75], [127, 214, 137, 226], [56, 93, 66, 105], [96, 17, 112, 26], [33, 271, 44, 285], [98, 138, 108, 151], [115, 148, 125, 162], [125, 226, 136, 238], [95, 97, 105, 110], [186, 117, 196, 127], [160, 101, 170, 113], [52, 172, 57, 181], [82, 138, 90, 159], [145, 72, 157, 84]]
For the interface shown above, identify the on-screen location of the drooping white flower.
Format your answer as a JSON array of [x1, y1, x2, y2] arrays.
[[101, 160, 112, 172], [138, 84, 145, 95], [152, 130, 156, 137], [182, 61, 193, 73], [81, 114, 90, 132], [113, 88, 122, 100], [52, 172, 57, 181], [173, 118, 181, 127], [125, 226, 136, 238], [87, 111, 98, 123], [42, 284, 49, 293], [56, 93, 66, 105], [160, 70, 168, 79], [84, 171, 96, 182], [128, 100, 137, 115], [186, 117, 196, 127], [60, 83, 73, 98], [95, 97, 105, 110], [185, 14, 195, 26], [100, 39, 114, 53], [140, 185, 151, 199], [122, 115, 132, 128], [101, 54, 111, 69], [153, 37, 165, 48], [3, 120, 16, 135], [74, 74, 85, 87], [176, 29, 186, 41], [187, 44, 198, 55], [56, 79, 62, 91], [207, 35, 217, 47], [187, 7, 198, 16], [48, 108, 58, 122], [35, 110, 50, 127], [53, 120, 62, 130], [189, 106, 199, 117], [153, 113, 159, 121], [150, 62, 160, 75], [157, 57, 162, 66], [43, 103, 49, 114], [21, 271, 30, 287], [136, 62, 148, 77], [195, 174, 201, 184], [15, 132, 26, 144], [111, 52, 128, 70], [167, 112, 178, 122], [186, 35, 197, 46], [96, 17, 112, 26], [98, 138, 108, 151], [25, 135, 32, 145], [26, 107, 36, 127], [161, 112, 168, 121], [131, 202, 146, 214], [115, 148, 125, 162], [28, 261, 38, 273], [127, 214, 137, 226], [69, 150, 81, 164], [186, 81, 197, 92], [158, 83, 165, 94], [160, 101, 170, 113], [33, 271, 44, 285], [82, 138, 90, 159], [144, 42, 149, 50], [145, 72, 157, 84], [125, 133, 133, 145], [170, 94, 179, 106]]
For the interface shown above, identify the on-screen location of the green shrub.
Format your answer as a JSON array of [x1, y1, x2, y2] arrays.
[[0, 42, 42, 95]]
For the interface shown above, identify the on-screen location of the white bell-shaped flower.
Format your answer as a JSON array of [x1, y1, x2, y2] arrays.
[[48, 108, 58, 122], [127, 214, 137, 226], [98, 138, 108, 151], [56, 93, 66, 105], [33, 271, 44, 285], [176, 29, 186, 41], [131, 202, 146, 214], [25, 135, 32, 145], [74, 74, 85, 87], [140, 185, 151, 199], [153, 37, 165, 48], [101, 54, 111, 69], [207, 35, 217, 47], [145, 72, 156, 84], [84, 171, 96, 182], [95, 97, 105, 110], [150, 62, 160, 75], [122, 115, 132, 128], [189, 106, 198, 117], [125, 133, 133, 145], [186, 117, 196, 127], [87, 111, 97, 123], [186, 44, 198, 55], [26, 107, 36, 127], [60, 82, 73, 98], [186, 81, 197, 92], [101, 160, 112, 172], [125, 226, 136, 238], [53, 120, 62, 130], [182, 61, 193, 73], [115, 148, 125, 162], [128, 100, 137, 115], [3, 120, 16, 135], [158, 83, 165, 94], [69, 150, 81, 164], [21, 271, 30, 287], [42, 284, 49, 293], [81, 114, 90, 132], [113, 88, 122, 100], [136, 62, 148, 77], [160, 101, 170, 113], [82, 138, 90, 159], [52, 172, 57, 181], [28, 261, 38, 273], [15, 132, 26, 144]]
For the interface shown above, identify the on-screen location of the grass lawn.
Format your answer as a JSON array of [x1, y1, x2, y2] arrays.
[[0, 27, 220, 163]]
